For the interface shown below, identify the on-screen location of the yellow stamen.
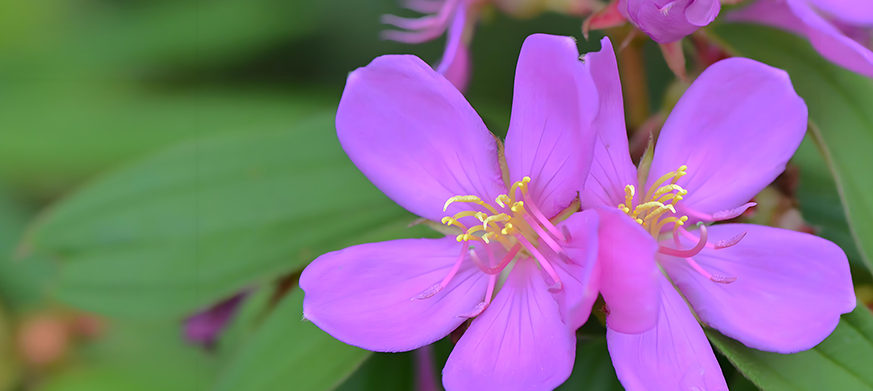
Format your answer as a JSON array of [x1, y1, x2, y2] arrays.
[[617, 165, 691, 239], [624, 185, 635, 208], [443, 195, 498, 214]]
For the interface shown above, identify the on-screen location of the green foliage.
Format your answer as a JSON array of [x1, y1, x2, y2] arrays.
[[0, 304, 18, 391], [793, 137, 863, 265], [0, 88, 337, 197], [334, 352, 416, 391], [556, 338, 624, 391], [713, 23, 873, 272], [40, 320, 218, 391], [0, 0, 320, 77], [708, 305, 873, 391], [213, 285, 370, 391], [22, 113, 437, 319]]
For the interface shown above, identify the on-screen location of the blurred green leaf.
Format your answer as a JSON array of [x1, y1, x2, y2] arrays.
[[556, 338, 624, 391], [729, 373, 763, 391], [708, 305, 873, 391], [41, 319, 217, 391], [335, 352, 416, 391], [793, 137, 863, 264], [0, 184, 53, 311], [1, 0, 320, 77], [212, 284, 370, 391], [0, 87, 336, 197], [22, 113, 438, 319], [0, 304, 18, 391], [712, 23, 873, 271]]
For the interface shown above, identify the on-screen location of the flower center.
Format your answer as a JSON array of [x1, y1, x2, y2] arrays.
[[618, 164, 740, 285], [617, 165, 689, 238], [414, 176, 574, 318]]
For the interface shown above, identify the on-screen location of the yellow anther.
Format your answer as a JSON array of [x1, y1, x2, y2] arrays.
[[631, 201, 665, 216], [643, 204, 675, 221], [508, 177, 531, 200], [617, 165, 692, 238], [465, 225, 486, 235], [474, 212, 489, 222], [624, 185, 635, 208], [501, 223, 515, 235], [482, 214, 511, 229], [652, 184, 686, 199], [444, 195, 480, 211], [645, 166, 688, 200], [496, 194, 512, 208], [510, 201, 525, 213], [443, 195, 498, 214], [672, 165, 688, 184], [441, 216, 468, 231]]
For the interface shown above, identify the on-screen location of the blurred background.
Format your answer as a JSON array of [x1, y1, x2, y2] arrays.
[[1, 0, 872, 390]]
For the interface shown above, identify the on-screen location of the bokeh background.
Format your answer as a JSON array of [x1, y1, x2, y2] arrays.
[[1, 0, 872, 390]]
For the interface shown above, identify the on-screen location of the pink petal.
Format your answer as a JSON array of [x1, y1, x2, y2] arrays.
[[647, 57, 807, 222], [626, 0, 718, 43], [659, 224, 856, 354], [504, 34, 599, 218], [685, 0, 720, 27], [806, 0, 873, 26], [553, 209, 602, 330], [596, 207, 661, 334], [300, 238, 487, 352], [336, 55, 507, 223], [580, 37, 639, 210], [607, 274, 728, 391], [442, 260, 576, 391], [728, 0, 873, 78], [435, 2, 472, 92]]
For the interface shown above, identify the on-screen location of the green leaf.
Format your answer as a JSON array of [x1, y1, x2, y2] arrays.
[[708, 305, 873, 391], [0, 185, 50, 310], [212, 284, 370, 391], [334, 352, 416, 391], [556, 337, 624, 391], [40, 319, 217, 391], [1, 0, 320, 77], [0, 304, 18, 391], [23, 113, 437, 319], [711, 23, 873, 271], [0, 87, 336, 197], [792, 136, 863, 264]]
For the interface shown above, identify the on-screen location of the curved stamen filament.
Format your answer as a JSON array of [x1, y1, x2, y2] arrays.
[[658, 224, 709, 258], [472, 243, 522, 275], [459, 273, 498, 318], [414, 241, 470, 300]]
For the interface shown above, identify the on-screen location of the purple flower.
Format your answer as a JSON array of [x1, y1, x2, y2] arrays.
[[184, 293, 247, 348], [300, 34, 604, 390], [618, 0, 721, 42], [728, 0, 873, 77], [382, 0, 598, 91], [580, 37, 856, 389]]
